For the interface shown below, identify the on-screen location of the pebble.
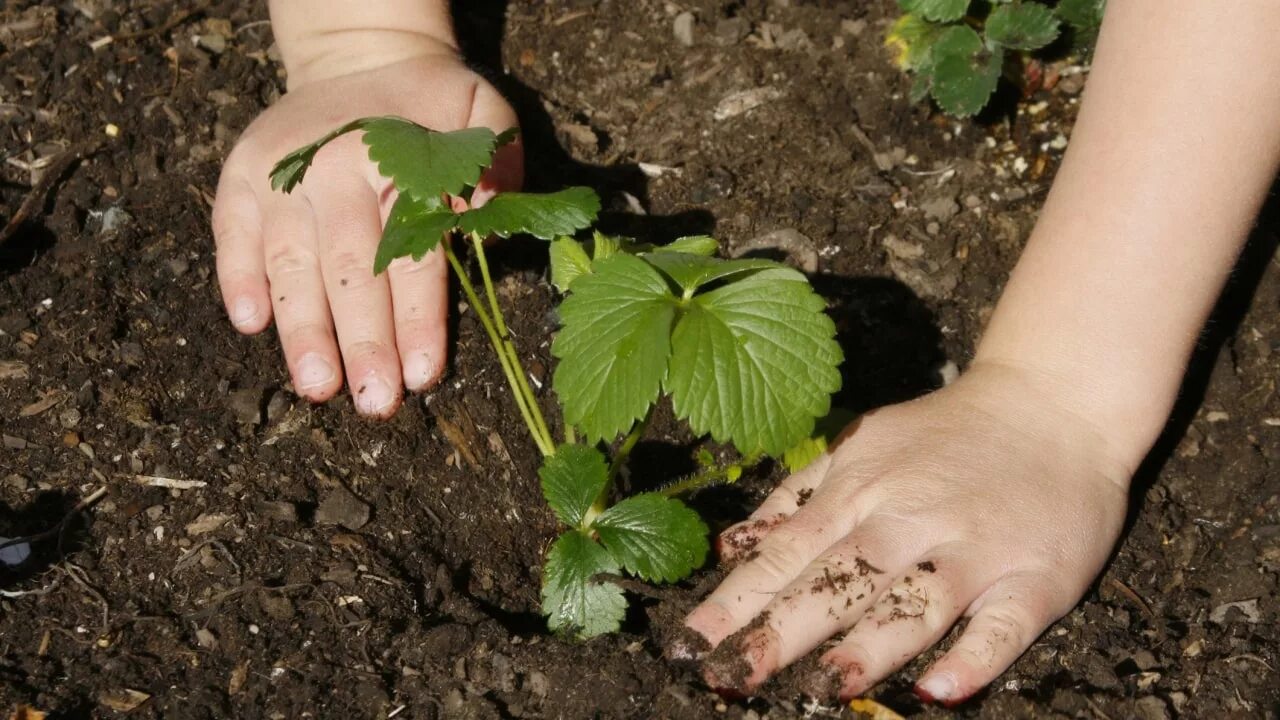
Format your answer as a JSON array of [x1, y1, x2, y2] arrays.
[[673, 11, 695, 47], [255, 500, 299, 523], [316, 485, 371, 530], [1133, 696, 1170, 720], [58, 407, 81, 429], [228, 388, 263, 426], [1210, 598, 1260, 624], [921, 194, 960, 222], [3, 435, 28, 450], [265, 391, 291, 423], [714, 17, 748, 45]]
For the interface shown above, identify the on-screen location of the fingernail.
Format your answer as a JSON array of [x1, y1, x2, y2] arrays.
[[356, 374, 398, 416], [230, 297, 260, 328], [915, 672, 957, 705], [403, 352, 437, 391], [296, 353, 335, 392]]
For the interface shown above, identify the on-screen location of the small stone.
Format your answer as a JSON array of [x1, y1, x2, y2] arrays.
[[58, 407, 81, 429], [266, 392, 291, 423], [3, 435, 28, 450], [315, 485, 371, 530], [196, 33, 227, 54], [167, 257, 190, 277], [256, 500, 298, 523], [523, 671, 550, 697], [195, 628, 218, 650], [1131, 649, 1159, 671], [882, 235, 925, 261], [673, 11, 695, 47], [186, 512, 232, 536], [145, 505, 165, 521], [1209, 598, 1260, 624], [1205, 410, 1229, 423], [228, 388, 262, 426], [714, 17, 748, 45], [921, 194, 960, 222], [713, 86, 783, 121], [1133, 696, 1170, 720]]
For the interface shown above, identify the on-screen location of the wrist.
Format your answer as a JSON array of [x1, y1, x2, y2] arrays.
[[268, 1, 458, 89]]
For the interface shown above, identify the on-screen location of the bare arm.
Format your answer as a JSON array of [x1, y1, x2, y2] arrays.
[[979, 0, 1280, 470]]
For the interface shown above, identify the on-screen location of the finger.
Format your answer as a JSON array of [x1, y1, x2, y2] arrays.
[[213, 174, 271, 333], [717, 453, 832, 565], [684, 489, 862, 649], [810, 557, 979, 702], [915, 572, 1059, 707], [468, 83, 523, 206], [386, 246, 449, 391], [701, 519, 904, 694], [313, 175, 403, 418], [262, 198, 342, 402]]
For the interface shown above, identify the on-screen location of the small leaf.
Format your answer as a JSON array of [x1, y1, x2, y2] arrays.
[[931, 24, 983, 59], [374, 195, 458, 274], [270, 118, 370, 193], [361, 118, 501, 201], [666, 268, 843, 457], [553, 254, 678, 442], [930, 34, 1003, 118], [542, 530, 626, 639], [549, 236, 593, 292], [885, 13, 942, 71], [594, 494, 709, 583], [591, 231, 627, 261], [985, 2, 1061, 51], [539, 444, 608, 528], [662, 235, 720, 256], [458, 187, 601, 240], [642, 252, 776, 295], [270, 117, 502, 202], [897, 0, 970, 22]]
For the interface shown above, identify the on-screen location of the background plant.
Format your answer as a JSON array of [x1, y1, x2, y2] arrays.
[[887, 0, 1105, 117], [272, 119, 844, 639]]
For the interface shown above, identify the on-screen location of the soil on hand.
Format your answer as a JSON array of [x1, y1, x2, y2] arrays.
[[2, 1, 1277, 718]]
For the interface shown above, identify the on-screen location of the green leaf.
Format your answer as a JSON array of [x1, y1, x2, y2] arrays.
[[539, 444, 609, 528], [552, 254, 678, 442], [542, 530, 626, 639], [642, 252, 776, 295], [270, 118, 370, 193], [1056, 0, 1104, 28], [781, 407, 858, 473], [594, 494, 709, 583], [898, 0, 970, 22], [666, 268, 842, 457], [374, 195, 458, 274], [362, 118, 501, 202], [549, 236, 594, 292], [662, 236, 720, 256], [931, 24, 983, 59], [931, 38, 1003, 117], [885, 13, 943, 71], [269, 117, 503, 202], [591, 231, 627, 261], [458, 187, 601, 240], [985, 2, 1061, 50]]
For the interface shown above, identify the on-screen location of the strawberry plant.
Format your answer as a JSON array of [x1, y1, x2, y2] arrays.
[[271, 118, 844, 638], [887, 0, 1105, 117]]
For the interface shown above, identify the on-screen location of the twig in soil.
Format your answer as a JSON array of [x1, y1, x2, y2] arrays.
[[0, 486, 108, 555], [0, 575, 61, 599], [0, 140, 105, 248], [1107, 578, 1153, 617], [1224, 654, 1276, 672], [58, 561, 110, 634], [172, 538, 243, 580], [133, 474, 206, 490]]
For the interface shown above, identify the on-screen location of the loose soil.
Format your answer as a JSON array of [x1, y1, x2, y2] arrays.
[[2, 1, 1278, 718]]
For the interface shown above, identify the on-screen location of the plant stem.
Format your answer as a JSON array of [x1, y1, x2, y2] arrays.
[[584, 408, 654, 525], [658, 463, 744, 498], [466, 232, 556, 453], [443, 237, 554, 457]]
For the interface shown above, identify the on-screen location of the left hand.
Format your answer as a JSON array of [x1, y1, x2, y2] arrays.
[[674, 361, 1132, 706]]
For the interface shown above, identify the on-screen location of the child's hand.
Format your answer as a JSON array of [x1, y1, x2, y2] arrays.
[[679, 362, 1131, 705], [213, 47, 521, 417]]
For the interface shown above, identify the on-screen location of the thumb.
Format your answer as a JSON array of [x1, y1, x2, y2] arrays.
[[468, 83, 523, 207]]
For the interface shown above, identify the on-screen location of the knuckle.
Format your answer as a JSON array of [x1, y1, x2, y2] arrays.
[[979, 604, 1031, 653], [266, 244, 321, 278], [279, 320, 333, 348], [749, 541, 809, 588], [326, 249, 375, 279], [342, 339, 395, 367]]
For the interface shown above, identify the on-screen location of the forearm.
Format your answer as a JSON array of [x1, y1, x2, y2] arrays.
[[268, 0, 456, 88], [975, 1, 1280, 471]]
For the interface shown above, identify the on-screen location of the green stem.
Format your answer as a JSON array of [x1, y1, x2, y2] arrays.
[[584, 408, 654, 526], [444, 238, 554, 457], [466, 233, 556, 453], [659, 454, 762, 498]]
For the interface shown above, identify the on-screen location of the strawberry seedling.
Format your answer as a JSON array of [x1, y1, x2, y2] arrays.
[[272, 118, 844, 639], [887, 0, 1105, 117]]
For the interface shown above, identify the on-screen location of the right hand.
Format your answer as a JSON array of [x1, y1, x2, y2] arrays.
[[213, 44, 522, 417]]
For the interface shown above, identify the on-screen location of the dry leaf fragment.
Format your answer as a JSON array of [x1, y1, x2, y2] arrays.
[[8, 705, 47, 720], [0, 360, 29, 381], [228, 660, 250, 695], [19, 389, 65, 417], [98, 688, 150, 712], [849, 698, 905, 720]]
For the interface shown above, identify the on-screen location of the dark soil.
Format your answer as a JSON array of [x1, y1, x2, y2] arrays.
[[2, 1, 1278, 718]]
